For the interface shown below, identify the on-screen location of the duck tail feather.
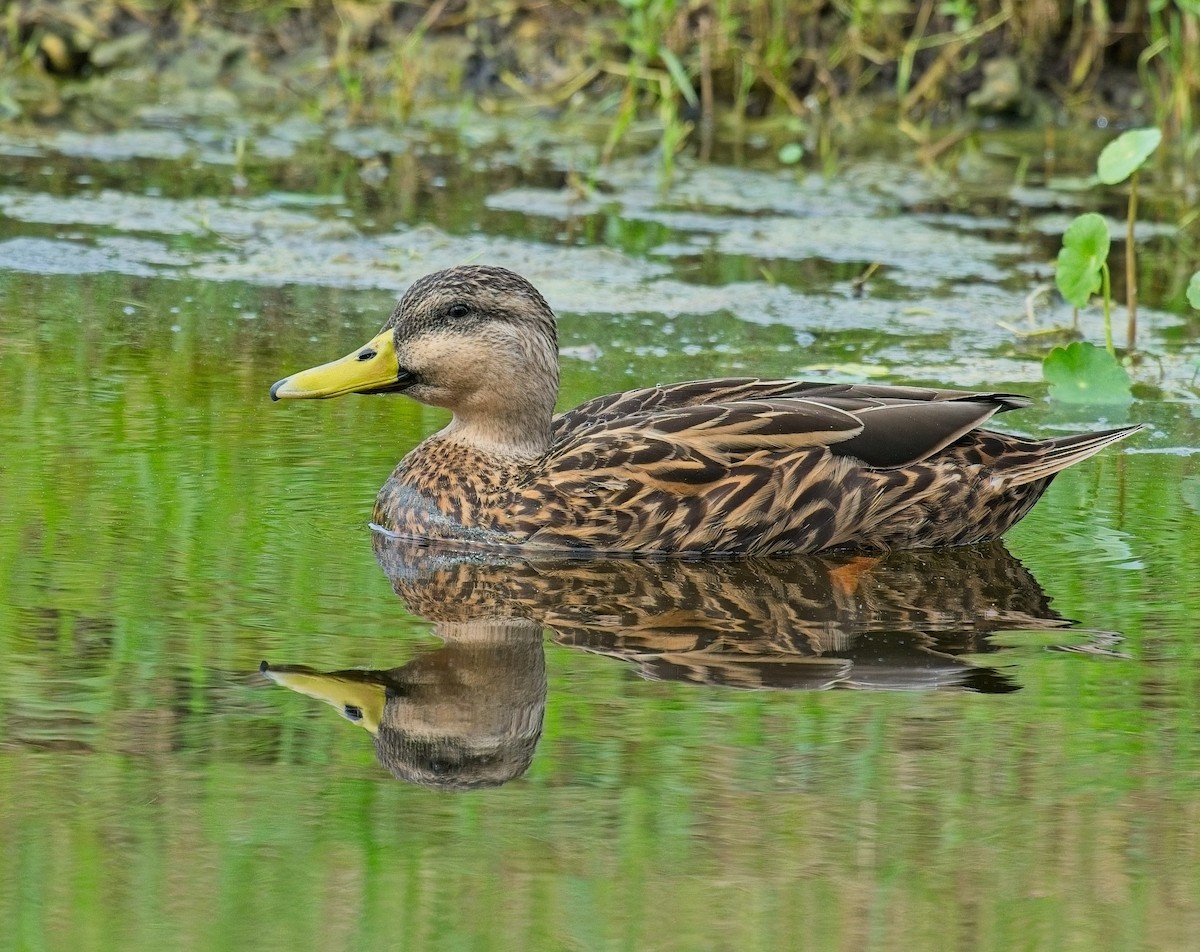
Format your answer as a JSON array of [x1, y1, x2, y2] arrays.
[[998, 425, 1143, 487]]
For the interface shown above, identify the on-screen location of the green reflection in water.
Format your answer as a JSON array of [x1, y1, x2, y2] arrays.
[[1, 264, 1199, 952]]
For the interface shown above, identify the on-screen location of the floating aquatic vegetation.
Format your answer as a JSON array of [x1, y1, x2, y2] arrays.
[[0, 236, 164, 277]]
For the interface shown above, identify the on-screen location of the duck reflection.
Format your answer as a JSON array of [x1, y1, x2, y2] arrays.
[[264, 539, 1080, 788]]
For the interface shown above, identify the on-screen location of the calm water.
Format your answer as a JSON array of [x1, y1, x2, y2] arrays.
[[1, 121, 1199, 951]]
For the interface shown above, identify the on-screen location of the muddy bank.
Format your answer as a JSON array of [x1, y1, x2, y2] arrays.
[[1, 1, 1188, 144]]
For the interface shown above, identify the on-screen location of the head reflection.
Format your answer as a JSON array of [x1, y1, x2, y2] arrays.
[[264, 539, 1088, 788], [262, 621, 546, 790]]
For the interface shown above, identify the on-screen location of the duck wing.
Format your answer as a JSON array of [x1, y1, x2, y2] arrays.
[[551, 377, 1029, 441], [550, 383, 1022, 469]]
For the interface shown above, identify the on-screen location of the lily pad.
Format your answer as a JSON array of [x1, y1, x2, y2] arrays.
[[1055, 213, 1110, 308], [1043, 341, 1133, 405], [1096, 128, 1162, 185], [778, 142, 804, 165], [1187, 270, 1200, 310]]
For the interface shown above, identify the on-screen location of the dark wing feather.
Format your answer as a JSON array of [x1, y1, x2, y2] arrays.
[[552, 377, 1030, 441], [784, 382, 1031, 412], [558, 398, 864, 460], [820, 399, 1006, 468], [552, 378, 1029, 469], [644, 399, 864, 453]]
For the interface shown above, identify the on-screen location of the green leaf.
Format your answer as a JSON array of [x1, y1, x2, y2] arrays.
[[1187, 270, 1200, 310], [1096, 128, 1162, 185], [1043, 341, 1133, 405], [1055, 213, 1110, 308], [659, 47, 699, 108], [778, 142, 804, 165]]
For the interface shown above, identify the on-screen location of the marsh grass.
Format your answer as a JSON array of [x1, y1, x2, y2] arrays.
[[603, 0, 1199, 168], [2, 2, 1198, 171]]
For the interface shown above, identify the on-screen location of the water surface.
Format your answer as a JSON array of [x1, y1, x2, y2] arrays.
[[1, 120, 1198, 951]]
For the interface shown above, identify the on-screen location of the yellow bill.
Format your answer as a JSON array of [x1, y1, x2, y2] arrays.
[[260, 662, 389, 735], [270, 329, 404, 400]]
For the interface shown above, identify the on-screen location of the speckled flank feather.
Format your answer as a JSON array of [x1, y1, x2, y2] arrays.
[[280, 265, 1142, 556]]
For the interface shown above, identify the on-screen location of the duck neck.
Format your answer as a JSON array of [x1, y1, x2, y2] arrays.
[[438, 370, 558, 459], [440, 414, 550, 459]]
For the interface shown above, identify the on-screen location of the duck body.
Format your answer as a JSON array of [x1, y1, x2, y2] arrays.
[[271, 266, 1141, 557], [373, 378, 1133, 555]]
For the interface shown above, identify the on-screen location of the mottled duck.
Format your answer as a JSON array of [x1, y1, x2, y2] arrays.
[[271, 265, 1140, 556]]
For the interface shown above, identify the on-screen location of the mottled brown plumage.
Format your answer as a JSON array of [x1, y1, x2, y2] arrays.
[[272, 265, 1142, 556], [375, 536, 1080, 693], [264, 540, 1096, 786]]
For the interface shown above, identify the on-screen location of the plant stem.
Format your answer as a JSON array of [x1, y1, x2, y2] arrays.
[[1126, 171, 1139, 352], [1101, 262, 1114, 356]]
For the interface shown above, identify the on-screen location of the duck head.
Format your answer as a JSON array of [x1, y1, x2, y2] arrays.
[[271, 265, 560, 456]]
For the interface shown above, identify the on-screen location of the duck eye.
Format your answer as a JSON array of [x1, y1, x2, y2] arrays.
[[356, 348, 376, 362], [343, 705, 364, 721], [447, 303, 469, 318]]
